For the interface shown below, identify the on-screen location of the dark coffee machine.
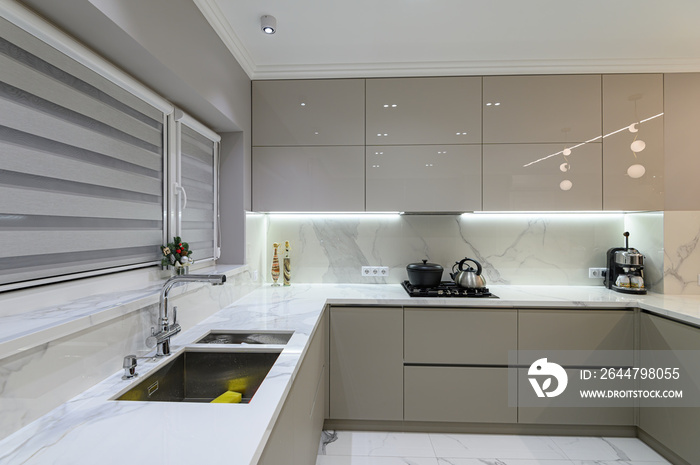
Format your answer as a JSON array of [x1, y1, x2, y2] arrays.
[[604, 232, 646, 294]]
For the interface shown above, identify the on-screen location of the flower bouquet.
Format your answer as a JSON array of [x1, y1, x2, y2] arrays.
[[161, 236, 193, 273]]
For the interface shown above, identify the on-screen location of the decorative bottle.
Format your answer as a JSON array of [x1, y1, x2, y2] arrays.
[[283, 241, 291, 286], [271, 242, 280, 286]]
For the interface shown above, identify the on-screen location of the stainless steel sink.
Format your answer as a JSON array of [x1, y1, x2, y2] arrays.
[[114, 349, 281, 404], [195, 330, 293, 345]]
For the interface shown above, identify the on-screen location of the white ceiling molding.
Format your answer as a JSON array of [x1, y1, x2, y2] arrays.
[[192, 0, 256, 79], [253, 58, 700, 80]]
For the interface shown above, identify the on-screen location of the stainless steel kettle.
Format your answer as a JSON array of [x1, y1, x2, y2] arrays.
[[450, 257, 486, 289]]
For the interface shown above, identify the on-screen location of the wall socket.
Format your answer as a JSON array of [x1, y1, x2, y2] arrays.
[[361, 266, 389, 277], [588, 267, 607, 279]]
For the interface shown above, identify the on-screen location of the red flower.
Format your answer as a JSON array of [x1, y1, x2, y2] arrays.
[[176, 249, 181, 254]]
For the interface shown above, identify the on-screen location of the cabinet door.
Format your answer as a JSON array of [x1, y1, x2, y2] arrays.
[[483, 143, 602, 211], [366, 77, 482, 145], [253, 79, 365, 146], [405, 366, 516, 423], [252, 146, 364, 212], [329, 306, 403, 421], [483, 75, 601, 144], [258, 312, 327, 465], [602, 74, 664, 211], [639, 313, 700, 465], [518, 309, 634, 367], [517, 368, 634, 426], [404, 307, 517, 365], [366, 145, 482, 212]]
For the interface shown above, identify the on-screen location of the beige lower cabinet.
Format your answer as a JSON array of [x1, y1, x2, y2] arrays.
[[517, 367, 635, 426], [405, 366, 516, 423], [639, 313, 700, 465], [329, 306, 403, 421], [517, 308, 635, 426], [258, 312, 327, 465], [404, 307, 517, 365]]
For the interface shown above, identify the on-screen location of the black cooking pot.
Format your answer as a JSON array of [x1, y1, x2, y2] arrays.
[[406, 260, 444, 288]]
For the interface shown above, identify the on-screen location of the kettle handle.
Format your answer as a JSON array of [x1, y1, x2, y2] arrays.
[[458, 257, 483, 276]]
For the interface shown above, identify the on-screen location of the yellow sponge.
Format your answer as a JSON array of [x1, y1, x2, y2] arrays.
[[211, 390, 242, 404]]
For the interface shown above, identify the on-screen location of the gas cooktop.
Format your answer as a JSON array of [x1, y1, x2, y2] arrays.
[[401, 281, 498, 298]]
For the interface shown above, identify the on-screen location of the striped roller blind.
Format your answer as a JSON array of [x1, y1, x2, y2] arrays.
[[178, 123, 217, 261], [0, 17, 165, 288]]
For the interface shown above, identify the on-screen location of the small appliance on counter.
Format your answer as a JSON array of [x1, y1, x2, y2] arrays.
[[604, 231, 646, 295]]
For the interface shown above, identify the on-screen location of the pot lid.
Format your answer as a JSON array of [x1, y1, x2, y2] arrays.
[[406, 259, 443, 271]]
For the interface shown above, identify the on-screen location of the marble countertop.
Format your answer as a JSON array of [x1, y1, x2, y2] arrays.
[[2, 284, 700, 465]]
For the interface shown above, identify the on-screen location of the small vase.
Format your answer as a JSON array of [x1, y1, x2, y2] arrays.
[[176, 266, 189, 276], [271, 242, 280, 286]]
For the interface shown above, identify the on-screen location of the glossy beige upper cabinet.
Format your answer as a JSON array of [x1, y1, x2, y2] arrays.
[[483, 143, 602, 211], [366, 145, 482, 212], [252, 146, 364, 212], [483, 75, 601, 143], [366, 77, 482, 145], [602, 74, 664, 211], [252, 79, 365, 146]]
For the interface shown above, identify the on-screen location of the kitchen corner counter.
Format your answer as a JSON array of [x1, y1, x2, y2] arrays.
[[2, 284, 700, 465]]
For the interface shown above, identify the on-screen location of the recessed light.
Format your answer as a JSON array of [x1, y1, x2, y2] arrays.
[[486, 103, 492, 106], [383, 104, 389, 108], [391, 104, 397, 107], [300, 103, 306, 106]]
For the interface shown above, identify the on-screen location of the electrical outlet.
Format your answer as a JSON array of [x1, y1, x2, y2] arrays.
[[361, 266, 389, 277], [589, 267, 606, 279]]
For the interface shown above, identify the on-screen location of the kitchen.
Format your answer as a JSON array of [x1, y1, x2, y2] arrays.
[[1, 0, 700, 464]]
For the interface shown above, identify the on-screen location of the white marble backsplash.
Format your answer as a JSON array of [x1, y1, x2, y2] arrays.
[[624, 211, 664, 293], [247, 213, 659, 287], [663, 211, 700, 295]]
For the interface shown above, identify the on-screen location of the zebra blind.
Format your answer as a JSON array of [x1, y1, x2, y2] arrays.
[[0, 17, 165, 288], [178, 123, 217, 261]]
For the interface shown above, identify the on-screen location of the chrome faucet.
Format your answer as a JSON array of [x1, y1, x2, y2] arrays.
[[146, 274, 227, 356]]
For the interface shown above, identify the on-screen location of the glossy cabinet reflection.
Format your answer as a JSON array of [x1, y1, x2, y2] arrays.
[[483, 143, 602, 211], [366, 145, 482, 212], [483, 75, 601, 144], [602, 74, 664, 211], [252, 146, 364, 211], [253, 79, 365, 146], [366, 77, 482, 145]]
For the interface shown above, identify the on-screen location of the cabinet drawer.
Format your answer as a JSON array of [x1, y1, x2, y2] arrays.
[[518, 309, 634, 366], [405, 366, 516, 423], [404, 308, 517, 365], [517, 368, 634, 426]]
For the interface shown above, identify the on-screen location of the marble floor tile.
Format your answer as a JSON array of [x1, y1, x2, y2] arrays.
[[599, 437, 670, 462], [549, 436, 670, 463], [570, 462, 671, 465], [316, 457, 439, 465], [320, 431, 436, 458], [429, 434, 568, 460], [436, 459, 575, 465]]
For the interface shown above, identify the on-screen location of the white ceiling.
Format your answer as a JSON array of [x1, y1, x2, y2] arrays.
[[194, 0, 700, 80]]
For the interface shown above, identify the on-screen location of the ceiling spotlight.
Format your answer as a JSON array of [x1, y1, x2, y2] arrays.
[[261, 15, 276, 34]]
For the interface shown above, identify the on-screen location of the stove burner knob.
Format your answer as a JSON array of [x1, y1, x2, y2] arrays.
[[437, 290, 444, 295]]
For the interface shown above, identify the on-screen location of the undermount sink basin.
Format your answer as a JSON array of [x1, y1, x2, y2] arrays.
[[195, 330, 293, 345], [114, 349, 281, 404]]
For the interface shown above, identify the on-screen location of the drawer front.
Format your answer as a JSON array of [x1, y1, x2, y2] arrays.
[[517, 368, 635, 426], [404, 366, 516, 423], [518, 309, 634, 367], [404, 308, 517, 365]]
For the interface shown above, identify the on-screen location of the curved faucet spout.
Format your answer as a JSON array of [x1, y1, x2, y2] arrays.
[[150, 274, 227, 356]]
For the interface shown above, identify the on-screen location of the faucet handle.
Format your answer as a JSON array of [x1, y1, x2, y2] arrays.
[[122, 354, 138, 380]]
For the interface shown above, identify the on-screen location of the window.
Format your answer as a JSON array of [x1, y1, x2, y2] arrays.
[[0, 10, 172, 290], [171, 111, 220, 263]]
